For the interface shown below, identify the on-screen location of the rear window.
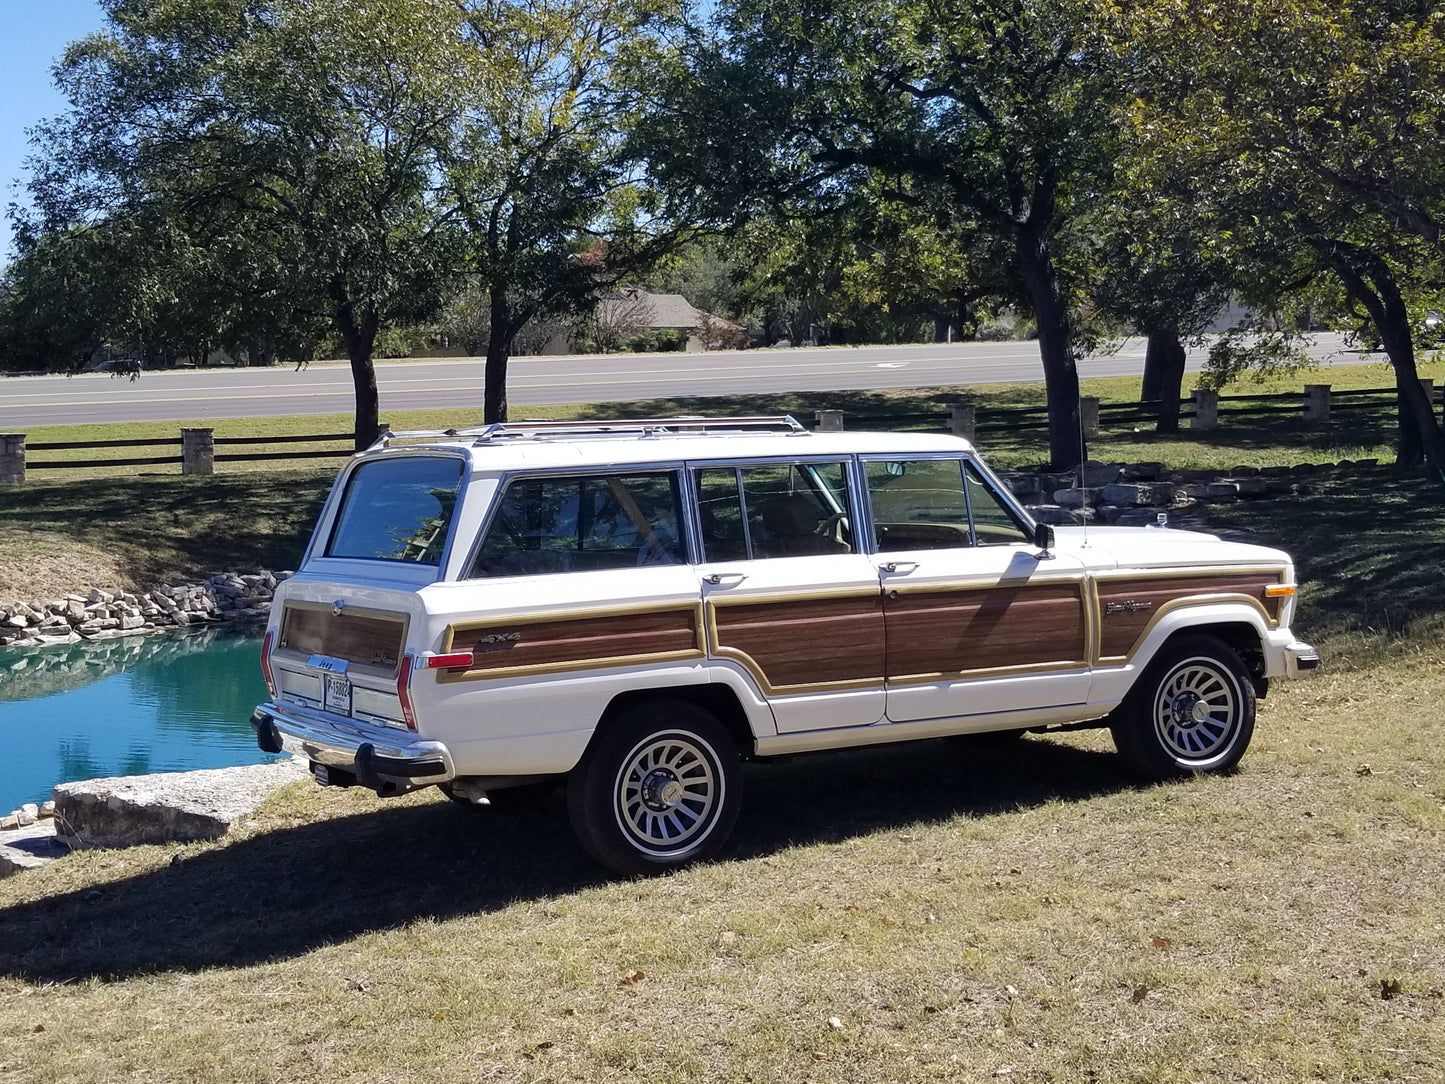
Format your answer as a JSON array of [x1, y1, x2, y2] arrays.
[[326, 456, 465, 565]]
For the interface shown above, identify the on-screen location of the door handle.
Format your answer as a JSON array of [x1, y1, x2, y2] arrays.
[[881, 561, 918, 575], [705, 572, 747, 586]]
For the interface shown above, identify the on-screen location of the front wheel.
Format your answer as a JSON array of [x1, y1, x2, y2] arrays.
[[567, 700, 741, 876], [1110, 635, 1256, 779]]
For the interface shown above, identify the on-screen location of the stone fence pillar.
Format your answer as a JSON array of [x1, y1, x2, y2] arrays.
[[815, 409, 844, 432], [181, 427, 215, 476], [1190, 389, 1218, 431], [1304, 384, 1331, 423], [1080, 396, 1100, 440], [0, 434, 24, 485], [947, 402, 976, 441]]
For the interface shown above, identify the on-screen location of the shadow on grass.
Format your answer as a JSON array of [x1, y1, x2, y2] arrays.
[[0, 735, 1130, 984], [0, 473, 331, 585]]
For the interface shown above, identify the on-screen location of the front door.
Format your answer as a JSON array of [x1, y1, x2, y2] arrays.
[[862, 455, 1092, 724]]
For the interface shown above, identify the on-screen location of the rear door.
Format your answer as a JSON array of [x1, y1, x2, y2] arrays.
[[692, 459, 886, 733], [862, 455, 1092, 723]]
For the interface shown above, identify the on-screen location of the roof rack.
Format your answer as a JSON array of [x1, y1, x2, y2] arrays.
[[368, 415, 808, 450]]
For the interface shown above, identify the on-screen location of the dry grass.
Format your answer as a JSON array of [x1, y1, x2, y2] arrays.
[[1, 647, 1442, 1084]]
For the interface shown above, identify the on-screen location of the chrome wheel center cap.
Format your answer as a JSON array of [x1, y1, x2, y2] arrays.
[[1173, 694, 1211, 725], [641, 771, 684, 810]]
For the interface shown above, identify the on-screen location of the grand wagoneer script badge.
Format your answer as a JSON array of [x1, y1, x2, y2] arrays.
[[1106, 601, 1154, 615]]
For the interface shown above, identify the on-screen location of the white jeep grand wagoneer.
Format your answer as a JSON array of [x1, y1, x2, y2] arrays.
[[251, 416, 1318, 874]]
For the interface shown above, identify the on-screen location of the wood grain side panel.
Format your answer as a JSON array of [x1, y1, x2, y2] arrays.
[[884, 584, 1087, 677], [1096, 573, 1280, 658], [712, 594, 886, 688], [453, 608, 701, 674], [280, 605, 406, 673]]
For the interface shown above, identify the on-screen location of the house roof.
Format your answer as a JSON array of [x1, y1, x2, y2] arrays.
[[599, 289, 737, 331]]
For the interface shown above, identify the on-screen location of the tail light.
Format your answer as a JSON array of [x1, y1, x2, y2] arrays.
[[260, 629, 277, 697], [397, 653, 417, 730]]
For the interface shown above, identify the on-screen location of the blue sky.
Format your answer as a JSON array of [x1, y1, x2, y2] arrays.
[[0, 1, 107, 262]]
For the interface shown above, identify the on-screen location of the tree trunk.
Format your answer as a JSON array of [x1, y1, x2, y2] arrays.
[[483, 284, 511, 424], [1017, 217, 1084, 470], [331, 281, 381, 451], [1142, 328, 1186, 433], [1316, 238, 1445, 482]]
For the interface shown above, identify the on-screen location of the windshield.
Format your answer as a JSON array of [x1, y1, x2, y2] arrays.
[[326, 456, 465, 565]]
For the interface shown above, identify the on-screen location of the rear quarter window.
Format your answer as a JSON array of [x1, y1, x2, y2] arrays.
[[326, 456, 465, 565]]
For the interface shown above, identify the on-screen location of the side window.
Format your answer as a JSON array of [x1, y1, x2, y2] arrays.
[[865, 458, 971, 551], [865, 457, 1030, 550], [468, 471, 683, 577], [694, 462, 854, 560], [965, 462, 1030, 545]]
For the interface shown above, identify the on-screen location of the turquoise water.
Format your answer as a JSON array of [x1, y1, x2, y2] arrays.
[[0, 628, 283, 813]]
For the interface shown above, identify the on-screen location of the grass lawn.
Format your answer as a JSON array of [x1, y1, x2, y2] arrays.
[[0, 640, 1441, 1083], [1, 373, 1443, 1082]]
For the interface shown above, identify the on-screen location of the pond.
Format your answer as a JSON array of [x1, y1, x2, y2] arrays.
[[0, 627, 284, 813]]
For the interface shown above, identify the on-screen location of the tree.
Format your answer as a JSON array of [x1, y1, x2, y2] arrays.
[[1118, 0, 1445, 476], [634, 0, 1125, 467], [449, 0, 685, 423], [23, 0, 472, 448]]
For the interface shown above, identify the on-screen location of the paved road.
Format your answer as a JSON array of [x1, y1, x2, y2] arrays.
[[0, 333, 1371, 429]]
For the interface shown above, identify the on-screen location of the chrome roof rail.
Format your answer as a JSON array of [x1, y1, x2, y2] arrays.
[[368, 416, 808, 450]]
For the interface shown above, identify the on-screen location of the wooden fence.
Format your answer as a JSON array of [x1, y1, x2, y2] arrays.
[[2, 382, 1441, 484]]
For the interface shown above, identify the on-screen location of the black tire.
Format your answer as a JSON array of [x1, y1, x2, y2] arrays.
[[1110, 634, 1256, 779], [567, 699, 741, 876]]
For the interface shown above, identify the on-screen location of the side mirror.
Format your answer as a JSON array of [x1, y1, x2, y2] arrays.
[[1032, 522, 1055, 559]]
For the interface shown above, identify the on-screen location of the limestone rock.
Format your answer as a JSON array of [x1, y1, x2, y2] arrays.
[[52, 760, 309, 849]]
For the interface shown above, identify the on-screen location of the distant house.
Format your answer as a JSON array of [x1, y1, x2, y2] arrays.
[[571, 289, 742, 354]]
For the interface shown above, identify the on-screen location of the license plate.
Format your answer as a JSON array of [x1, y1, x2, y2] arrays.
[[323, 673, 353, 716]]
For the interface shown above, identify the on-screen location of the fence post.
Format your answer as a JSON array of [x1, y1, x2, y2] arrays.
[[1422, 379, 1437, 422], [0, 434, 24, 485], [1080, 396, 1100, 440], [947, 402, 976, 441], [1304, 384, 1331, 423], [1190, 389, 1218, 430], [181, 427, 215, 476], [815, 409, 844, 432]]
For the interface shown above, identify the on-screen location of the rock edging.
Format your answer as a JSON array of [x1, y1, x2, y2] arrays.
[[1, 570, 292, 649], [1003, 457, 1373, 526]]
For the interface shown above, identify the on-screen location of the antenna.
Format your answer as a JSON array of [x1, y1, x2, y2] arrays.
[[1077, 392, 1089, 548]]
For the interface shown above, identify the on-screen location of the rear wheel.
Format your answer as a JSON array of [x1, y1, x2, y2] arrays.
[[1111, 635, 1256, 779], [567, 700, 741, 876]]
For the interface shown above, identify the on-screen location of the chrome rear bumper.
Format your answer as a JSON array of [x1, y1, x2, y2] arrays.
[[251, 701, 455, 794]]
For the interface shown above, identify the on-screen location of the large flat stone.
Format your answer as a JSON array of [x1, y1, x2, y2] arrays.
[[0, 820, 69, 878], [52, 759, 308, 849]]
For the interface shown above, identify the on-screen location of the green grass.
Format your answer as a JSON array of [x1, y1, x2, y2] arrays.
[[1, 642, 1442, 1083]]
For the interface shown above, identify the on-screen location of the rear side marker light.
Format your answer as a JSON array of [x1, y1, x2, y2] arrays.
[[397, 653, 417, 731], [1265, 584, 1296, 598], [260, 629, 277, 697], [426, 652, 475, 669]]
